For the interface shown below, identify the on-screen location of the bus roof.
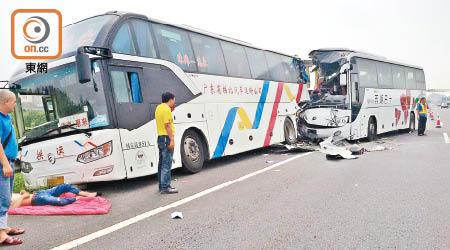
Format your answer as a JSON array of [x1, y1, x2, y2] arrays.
[[309, 48, 423, 70]]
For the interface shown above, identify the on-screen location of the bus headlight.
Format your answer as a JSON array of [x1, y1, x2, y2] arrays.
[[21, 162, 33, 173], [77, 141, 113, 164]]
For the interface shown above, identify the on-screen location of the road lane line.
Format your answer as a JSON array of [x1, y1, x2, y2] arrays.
[[51, 151, 314, 250], [443, 132, 450, 143]]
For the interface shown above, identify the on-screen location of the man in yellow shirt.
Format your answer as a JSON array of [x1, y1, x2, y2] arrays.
[[155, 92, 178, 194]]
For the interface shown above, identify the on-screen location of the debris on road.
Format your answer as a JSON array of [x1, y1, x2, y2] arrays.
[[320, 131, 360, 160], [347, 144, 364, 155], [171, 212, 183, 219], [366, 145, 392, 152], [266, 160, 275, 163], [284, 143, 319, 152]]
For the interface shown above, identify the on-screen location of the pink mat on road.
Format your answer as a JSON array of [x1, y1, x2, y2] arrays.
[[8, 193, 111, 215]]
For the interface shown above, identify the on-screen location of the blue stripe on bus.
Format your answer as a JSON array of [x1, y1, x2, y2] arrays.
[[212, 107, 239, 158], [212, 81, 271, 158], [251, 81, 269, 129]]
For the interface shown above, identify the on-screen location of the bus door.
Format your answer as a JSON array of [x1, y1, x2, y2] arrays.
[[108, 64, 156, 178], [349, 71, 362, 138]]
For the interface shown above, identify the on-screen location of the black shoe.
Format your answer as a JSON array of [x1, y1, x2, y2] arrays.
[[160, 187, 178, 194]]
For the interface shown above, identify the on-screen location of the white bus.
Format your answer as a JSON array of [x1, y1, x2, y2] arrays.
[[10, 12, 309, 188], [298, 48, 426, 141]]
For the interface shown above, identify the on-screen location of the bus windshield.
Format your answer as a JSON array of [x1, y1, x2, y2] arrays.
[[62, 15, 117, 54], [15, 63, 109, 143], [310, 50, 351, 107]]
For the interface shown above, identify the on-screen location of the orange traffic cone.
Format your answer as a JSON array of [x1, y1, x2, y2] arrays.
[[430, 112, 435, 120], [436, 116, 442, 128]]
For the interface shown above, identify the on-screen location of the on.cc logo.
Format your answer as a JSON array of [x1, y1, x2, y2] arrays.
[[23, 16, 50, 44]]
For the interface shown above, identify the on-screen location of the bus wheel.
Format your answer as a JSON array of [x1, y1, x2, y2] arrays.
[[367, 117, 377, 141], [409, 113, 416, 132], [284, 117, 297, 145], [181, 130, 205, 174]]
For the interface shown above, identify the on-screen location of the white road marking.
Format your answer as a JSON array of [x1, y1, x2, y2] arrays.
[[51, 152, 314, 250], [443, 132, 450, 143]]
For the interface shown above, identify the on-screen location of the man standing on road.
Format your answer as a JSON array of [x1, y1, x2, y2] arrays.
[[416, 97, 429, 136], [155, 92, 178, 194], [0, 90, 24, 245]]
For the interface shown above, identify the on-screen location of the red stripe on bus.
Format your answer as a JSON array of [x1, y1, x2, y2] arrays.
[[264, 82, 284, 146], [296, 83, 304, 102]]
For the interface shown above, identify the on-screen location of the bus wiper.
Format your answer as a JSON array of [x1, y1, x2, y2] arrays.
[[39, 124, 92, 138]]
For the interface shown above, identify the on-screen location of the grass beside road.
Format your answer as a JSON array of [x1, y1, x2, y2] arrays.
[[13, 172, 27, 193], [13, 172, 47, 193]]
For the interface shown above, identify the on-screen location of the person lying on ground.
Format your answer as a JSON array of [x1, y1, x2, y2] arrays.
[[9, 184, 99, 208]]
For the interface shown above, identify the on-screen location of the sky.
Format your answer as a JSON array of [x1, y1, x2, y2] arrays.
[[0, 0, 449, 90]]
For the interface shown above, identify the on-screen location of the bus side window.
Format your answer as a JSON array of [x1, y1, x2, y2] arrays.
[[356, 58, 378, 88], [110, 71, 143, 103], [112, 22, 137, 55], [265, 52, 286, 82], [415, 69, 426, 90], [130, 19, 157, 58], [376, 62, 393, 89], [220, 41, 251, 78], [245, 47, 270, 80], [392, 65, 406, 89], [153, 24, 197, 72], [405, 67, 417, 89], [190, 32, 227, 75], [280, 55, 298, 83]]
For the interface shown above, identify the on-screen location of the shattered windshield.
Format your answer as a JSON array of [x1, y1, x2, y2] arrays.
[[14, 63, 109, 143], [309, 50, 351, 107]]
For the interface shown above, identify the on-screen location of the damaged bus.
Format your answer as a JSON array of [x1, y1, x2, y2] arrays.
[[298, 48, 426, 141], [10, 12, 309, 188]]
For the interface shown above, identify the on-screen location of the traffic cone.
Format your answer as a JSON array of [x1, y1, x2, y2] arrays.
[[430, 112, 435, 120], [436, 116, 442, 128]]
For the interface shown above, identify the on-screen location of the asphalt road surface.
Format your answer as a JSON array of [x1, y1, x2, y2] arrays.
[[9, 108, 450, 250]]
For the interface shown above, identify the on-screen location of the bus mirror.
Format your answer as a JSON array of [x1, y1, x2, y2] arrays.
[[75, 53, 92, 84]]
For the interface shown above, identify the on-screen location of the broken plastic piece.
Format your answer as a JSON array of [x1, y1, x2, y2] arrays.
[[320, 131, 358, 159], [171, 212, 183, 219], [366, 145, 391, 152]]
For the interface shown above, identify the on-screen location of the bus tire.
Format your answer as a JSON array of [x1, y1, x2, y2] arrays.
[[284, 117, 297, 145], [181, 129, 205, 174], [367, 117, 377, 141], [408, 112, 416, 132]]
